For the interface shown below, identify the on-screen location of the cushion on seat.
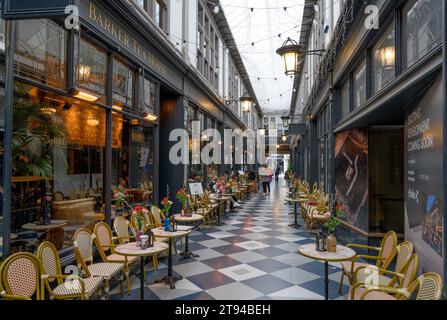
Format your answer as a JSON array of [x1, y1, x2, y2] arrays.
[[355, 268, 393, 286], [341, 261, 371, 274], [52, 276, 103, 298], [349, 286, 397, 300], [107, 254, 138, 264], [87, 262, 124, 279]]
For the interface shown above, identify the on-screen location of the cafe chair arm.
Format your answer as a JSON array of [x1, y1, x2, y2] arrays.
[[360, 286, 411, 300], [348, 244, 382, 251]]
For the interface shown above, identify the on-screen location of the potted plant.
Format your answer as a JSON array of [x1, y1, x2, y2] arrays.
[[134, 205, 145, 244], [161, 197, 173, 231], [176, 187, 191, 216], [323, 198, 347, 252]]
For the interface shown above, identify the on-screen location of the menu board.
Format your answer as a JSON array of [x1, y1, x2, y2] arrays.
[[405, 77, 444, 274], [189, 183, 204, 196]]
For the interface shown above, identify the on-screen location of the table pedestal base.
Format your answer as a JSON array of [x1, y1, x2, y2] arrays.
[[154, 274, 183, 290], [288, 203, 302, 229], [179, 235, 199, 261], [324, 261, 329, 301]]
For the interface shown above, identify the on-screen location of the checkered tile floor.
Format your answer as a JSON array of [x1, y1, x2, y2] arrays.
[[110, 177, 350, 300]]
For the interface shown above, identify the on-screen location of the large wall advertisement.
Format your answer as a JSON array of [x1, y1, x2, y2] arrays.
[[405, 76, 444, 275], [335, 129, 369, 231]]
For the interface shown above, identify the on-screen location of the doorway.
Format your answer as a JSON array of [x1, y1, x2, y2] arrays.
[[369, 126, 404, 234]]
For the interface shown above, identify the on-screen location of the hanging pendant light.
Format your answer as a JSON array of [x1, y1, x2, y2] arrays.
[[276, 38, 302, 76], [281, 115, 291, 128], [240, 92, 253, 113]]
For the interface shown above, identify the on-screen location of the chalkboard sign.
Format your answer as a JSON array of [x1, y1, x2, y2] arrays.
[[2, 0, 73, 19]]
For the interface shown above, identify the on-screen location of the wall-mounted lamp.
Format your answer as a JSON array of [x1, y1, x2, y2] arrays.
[[68, 87, 99, 102], [78, 64, 92, 83], [276, 37, 325, 76], [142, 112, 158, 121]]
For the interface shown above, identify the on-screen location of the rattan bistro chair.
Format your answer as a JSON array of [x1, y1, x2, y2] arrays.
[[351, 241, 413, 289], [37, 241, 103, 300], [94, 222, 138, 295], [339, 231, 398, 294], [0, 252, 42, 300], [73, 228, 125, 300], [350, 253, 419, 300], [359, 272, 443, 300]]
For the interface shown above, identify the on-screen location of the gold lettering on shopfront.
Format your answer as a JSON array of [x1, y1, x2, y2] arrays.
[[88, 1, 167, 76]]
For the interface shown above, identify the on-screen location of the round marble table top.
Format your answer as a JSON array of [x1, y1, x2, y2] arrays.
[[211, 195, 231, 201], [298, 243, 357, 262], [284, 197, 308, 203], [22, 220, 68, 231], [174, 214, 204, 223], [151, 226, 192, 238], [114, 241, 168, 257]]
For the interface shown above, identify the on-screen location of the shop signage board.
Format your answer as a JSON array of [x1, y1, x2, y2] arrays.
[[288, 123, 307, 136], [1, 0, 73, 19], [404, 76, 444, 276], [78, 0, 183, 92]]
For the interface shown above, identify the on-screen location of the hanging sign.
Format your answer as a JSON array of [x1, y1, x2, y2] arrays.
[[1, 0, 74, 19], [288, 124, 307, 135]]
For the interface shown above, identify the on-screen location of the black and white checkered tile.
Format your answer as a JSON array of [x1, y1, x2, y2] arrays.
[[110, 178, 349, 300]]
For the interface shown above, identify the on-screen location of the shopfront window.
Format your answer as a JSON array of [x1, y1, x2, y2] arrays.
[[353, 60, 366, 109], [14, 19, 66, 89], [403, 0, 442, 69], [372, 24, 396, 93], [340, 80, 350, 119], [143, 78, 157, 114], [11, 83, 106, 254], [318, 106, 330, 191], [76, 38, 107, 104], [0, 16, 5, 52], [112, 114, 154, 207], [113, 59, 134, 111], [0, 86, 4, 257]]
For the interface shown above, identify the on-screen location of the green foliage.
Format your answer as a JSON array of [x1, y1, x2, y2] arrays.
[[12, 86, 67, 178]]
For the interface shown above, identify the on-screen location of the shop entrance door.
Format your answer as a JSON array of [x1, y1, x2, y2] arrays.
[[369, 126, 404, 234]]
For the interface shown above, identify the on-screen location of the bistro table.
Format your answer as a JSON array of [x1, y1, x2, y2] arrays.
[[114, 241, 168, 300], [151, 226, 192, 289], [223, 193, 238, 212], [174, 214, 203, 260], [298, 243, 356, 300], [22, 220, 68, 232], [210, 195, 231, 225], [284, 197, 304, 229]]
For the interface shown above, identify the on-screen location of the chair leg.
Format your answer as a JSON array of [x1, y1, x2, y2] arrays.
[[152, 254, 158, 272], [105, 279, 110, 300], [339, 272, 345, 294], [173, 238, 178, 255], [125, 265, 131, 295], [119, 272, 124, 297]]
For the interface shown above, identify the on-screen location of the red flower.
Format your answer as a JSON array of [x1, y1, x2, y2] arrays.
[[161, 197, 169, 205], [134, 205, 144, 212]]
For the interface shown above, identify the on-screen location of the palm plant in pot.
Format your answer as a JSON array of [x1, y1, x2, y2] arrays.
[[12, 86, 67, 224]]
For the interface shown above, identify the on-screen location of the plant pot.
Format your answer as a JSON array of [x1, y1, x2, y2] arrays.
[[327, 234, 337, 253]]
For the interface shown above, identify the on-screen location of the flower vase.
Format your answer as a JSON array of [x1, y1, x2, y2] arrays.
[[136, 230, 144, 246], [43, 207, 51, 226], [164, 217, 171, 232], [327, 234, 337, 253]]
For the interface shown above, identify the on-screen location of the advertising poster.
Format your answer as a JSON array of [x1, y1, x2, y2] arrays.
[[335, 129, 369, 231], [405, 76, 444, 275]]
